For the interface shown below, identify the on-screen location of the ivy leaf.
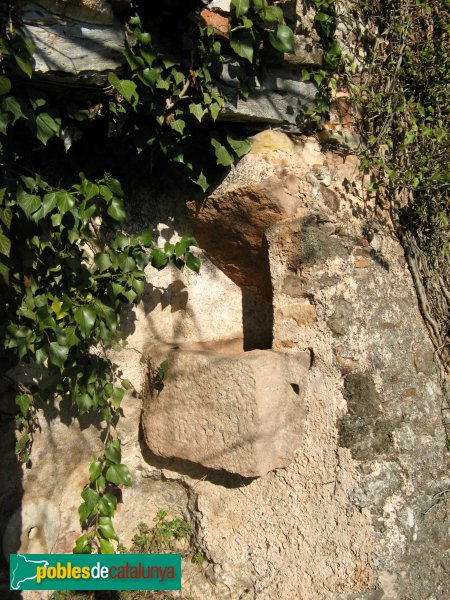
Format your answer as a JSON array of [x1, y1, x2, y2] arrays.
[[15, 55, 33, 78], [152, 249, 169, 269], [89, 459, 103, 482], [81, 179, 99, 201], [35, 113, 62, 145], [269, 24, 295, 54], [138, 229, 153, 245], [121, 379, 133, 391], [123, 47, 145, 71], [170, 120, 186, 135], [76, 393, 94, 414], [193, 171, 209, 192], [105, 178, 125, 197], [117, 254, 136, 273], [98, 497, 114, 516], [78, 502, 90, 525], [107, 198, 127, 222], [0, 112, 12, 134], [81, 487, 100, 512], [73, 533, 93, 554], [253, 0, 267, 10], [51, 297, 63, 315], [99, 185, 113, 202], [189, 103, 207, 123], [0, 259, 9, 285], [100, 539, 115, 554], [175, 234, 197, 258], [106, 464, 132, 486], [0, 76, 11, 96], [108, 73, 138, 109], [2, 96, 28, 124], [209, 102, 221, 121], [211, 138, 234, 166], [99, 516, 118, 541], [16, 394, 31, 417], [157, 359, 169, 381], [94, 253, 112, 272], [140, 49, 156, 67], [18, 192, 41, 219], [132, 278, 145, 296], [1, 206, 12, 228], [227, 135, 251, 158], [232, 0, 250, 17], [0, 231, 11, 257], [230, 31, 254, 63], [261, 6, 283, 24], [138, 67, 161, 87], [185, 252, 201, 273], [48, 341, 69, 369], [41, 192, 58, 218], [55, 191, 76, 215], [105, 439, 121, 464], [103, 492, 118, 512], [74, 306, 97, 338], [111, 387, 125, 409], [35, 347, 48, 365]]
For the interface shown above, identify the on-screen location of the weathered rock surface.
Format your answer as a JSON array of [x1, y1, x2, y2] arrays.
[[220, 71, 318, 128], [1, 1, 448, 594], [20, 1, 124, 83], [2, 132, 448, 600], [142, 347, 310, 477], [28, 0, 115, 24], [283, 34, 323, 65], [186, 158, 299, 294]]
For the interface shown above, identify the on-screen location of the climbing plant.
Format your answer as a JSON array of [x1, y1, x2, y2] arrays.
[[299, 0, 342, 127], [346, 0, 449, 365], [107, 0, 297, 188], [0, 0, 297, 554]]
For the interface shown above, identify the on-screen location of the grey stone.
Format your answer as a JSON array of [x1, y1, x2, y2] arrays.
[[142, 348, 310, 477], [20, 1, 125, 84], [24, 0, 115, 24], [207, 0, 231, 11], [219, 68, 318, 128]]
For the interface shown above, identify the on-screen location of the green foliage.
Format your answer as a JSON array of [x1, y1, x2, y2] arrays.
[[229, 0, 294, 61], [130, 512, 192, 554], [14, 387, 38, 464], [75, 439, 130, 554], [0, 7, 202, 554], [0, 0, 297, 557], [0, 171, 199, 423], [297, 0, 341, 128], [106, 0, 294, 189], [352, 0, 449, 271]]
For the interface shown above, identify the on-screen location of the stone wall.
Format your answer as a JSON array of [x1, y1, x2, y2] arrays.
[[2, 131, 448, 599]]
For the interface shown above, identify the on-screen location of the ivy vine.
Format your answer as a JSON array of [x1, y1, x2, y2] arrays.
[[0, 0, 298, 555]]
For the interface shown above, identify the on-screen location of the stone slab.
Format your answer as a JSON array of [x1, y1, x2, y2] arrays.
[[142, 348, 310, 477], [20, 2, 125, 83]]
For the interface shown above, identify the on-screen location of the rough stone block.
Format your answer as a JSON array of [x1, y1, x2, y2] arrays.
[[219, 68, 318, 128], [21, 1, 125, 83], [142, 348, 310, 477]]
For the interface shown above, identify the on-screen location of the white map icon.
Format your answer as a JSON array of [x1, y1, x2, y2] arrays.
[[10, 554, 49, 590]]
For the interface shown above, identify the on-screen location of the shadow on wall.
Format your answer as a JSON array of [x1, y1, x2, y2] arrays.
[[0, 382, 23, 599], [0, 380, 106, 597], [138, 422, 256, 489], [242, 287, 273, 351]]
